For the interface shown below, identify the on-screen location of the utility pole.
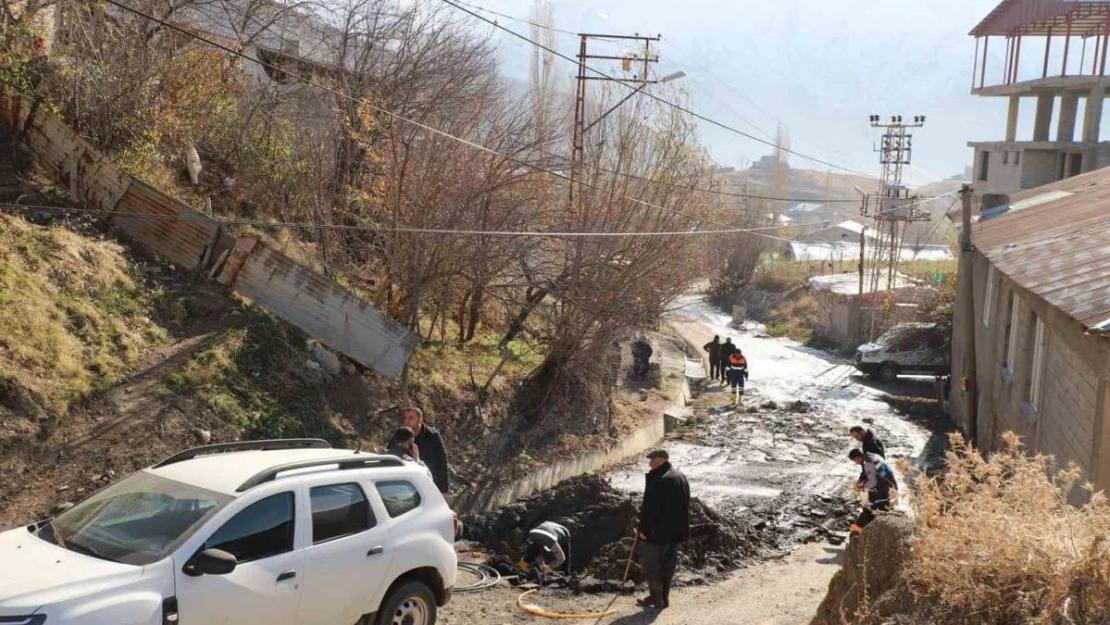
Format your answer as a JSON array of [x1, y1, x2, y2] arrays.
[[569, 33, 662, 209], [959, 183, 978, 445], [861, 114, 931, 340], [858, 225, 866, 340]]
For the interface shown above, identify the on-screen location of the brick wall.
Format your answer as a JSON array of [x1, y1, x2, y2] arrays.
[[1037, 337, 1098, 481], [956, 254, 1108, 498]]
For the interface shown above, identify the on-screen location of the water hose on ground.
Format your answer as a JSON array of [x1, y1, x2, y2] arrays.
[[516, 532, 638, 620], [517, 590, 619, 619]]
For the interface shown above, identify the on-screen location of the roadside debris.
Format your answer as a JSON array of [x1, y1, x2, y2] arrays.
[[463, 475, 776, 592]]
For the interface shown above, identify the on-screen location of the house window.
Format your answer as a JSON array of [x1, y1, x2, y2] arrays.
[[1014, 151, 1021, 165], [1025, 315, 1046, 407], [1003, 151, 1009, 165], [979, 151, 990, 181], [982, 266, 996, 326], [1002, 291, 1018, 370]]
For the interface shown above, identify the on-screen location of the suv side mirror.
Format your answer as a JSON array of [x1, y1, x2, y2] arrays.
[[185, 548, 237, 576]]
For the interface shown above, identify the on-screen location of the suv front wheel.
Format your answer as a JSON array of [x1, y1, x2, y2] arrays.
[[376, 580, 438, 625]]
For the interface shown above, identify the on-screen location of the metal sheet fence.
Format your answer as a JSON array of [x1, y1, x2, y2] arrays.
[[0, 85, 414, 377]]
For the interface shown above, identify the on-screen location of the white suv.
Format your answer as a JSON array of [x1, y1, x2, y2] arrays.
[[0, 439, 458, 625]]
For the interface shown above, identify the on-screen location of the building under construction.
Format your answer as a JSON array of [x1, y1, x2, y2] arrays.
[[969, 0, 1110, 203]]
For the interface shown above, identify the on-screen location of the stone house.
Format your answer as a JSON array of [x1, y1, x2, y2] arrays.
[[808, 273, 934, 349], [950, 168, 1110, 499]]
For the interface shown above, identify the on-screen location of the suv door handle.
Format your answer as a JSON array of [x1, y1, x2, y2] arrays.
[[277, 570, 297, 582], [367, 546, 385, 557]]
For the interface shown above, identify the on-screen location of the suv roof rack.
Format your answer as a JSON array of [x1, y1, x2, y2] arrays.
[[153, 439, 332, 468], [236, 455, 404, 492]]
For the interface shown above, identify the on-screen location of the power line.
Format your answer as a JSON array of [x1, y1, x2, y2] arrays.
[[96, 0, 772, 238], [438, 0, 872, 177], [0, 202, 799, 240]]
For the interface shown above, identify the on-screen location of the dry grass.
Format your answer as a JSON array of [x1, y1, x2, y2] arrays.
[[0, 214, 166, 416], [907, 432, 1110, 624]]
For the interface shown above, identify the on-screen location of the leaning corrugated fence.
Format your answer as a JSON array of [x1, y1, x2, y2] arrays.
[[0, 86, 416, 378]]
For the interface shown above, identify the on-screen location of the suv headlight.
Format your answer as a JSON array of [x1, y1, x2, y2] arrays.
[[0, 616, 47, 625]]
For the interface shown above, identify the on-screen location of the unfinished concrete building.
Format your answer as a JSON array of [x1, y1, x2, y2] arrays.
[[969, 0, 1110, 202]]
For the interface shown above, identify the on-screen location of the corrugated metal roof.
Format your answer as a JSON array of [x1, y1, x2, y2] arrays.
[[233, 244, 417, 378], [112, 180, 219, 270], [970, 0, 1110, 37], [974, 167, 1110, 329]]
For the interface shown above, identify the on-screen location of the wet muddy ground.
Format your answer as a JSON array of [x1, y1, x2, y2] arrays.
[[443, 295, 953, 623]]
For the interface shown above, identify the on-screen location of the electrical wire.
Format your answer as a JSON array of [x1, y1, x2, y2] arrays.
[[452, 0, 863, 173], [97, 0, 753, 238], [0, 189, 957, 239], [437, 0, 873, 177], [0, 202, 801, 239], [456, 562, 503, 593]]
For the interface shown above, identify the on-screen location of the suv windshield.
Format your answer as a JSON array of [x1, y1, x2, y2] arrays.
[[43, 471, 232, 566]]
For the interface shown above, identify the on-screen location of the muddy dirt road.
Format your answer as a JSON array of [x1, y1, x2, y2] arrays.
[[442, 295, 947, 624]]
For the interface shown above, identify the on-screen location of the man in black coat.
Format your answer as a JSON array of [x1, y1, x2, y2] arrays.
[[718, 338, 737, 384], [403, 407, 449, 493], [637, 449, 690, 610], [703, 335, 722, 381], [850, 426, 886, 458]]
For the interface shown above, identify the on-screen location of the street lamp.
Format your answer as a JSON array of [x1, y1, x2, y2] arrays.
[[582, 70, 686, 134]]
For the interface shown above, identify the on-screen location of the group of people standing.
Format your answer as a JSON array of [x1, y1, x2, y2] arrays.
[[703, 335, 749, 403]]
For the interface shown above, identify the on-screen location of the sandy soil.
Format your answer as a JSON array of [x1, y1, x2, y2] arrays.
[[442, 541, 843, 625]]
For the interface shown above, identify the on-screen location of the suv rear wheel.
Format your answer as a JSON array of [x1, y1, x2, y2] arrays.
[[879, 362, 899, 383], [376, 580, 437, 625]]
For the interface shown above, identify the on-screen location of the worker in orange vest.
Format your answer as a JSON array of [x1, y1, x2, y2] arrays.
[[726, 350, 749, 404]]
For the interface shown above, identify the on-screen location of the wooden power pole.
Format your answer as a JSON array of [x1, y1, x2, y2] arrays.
[[958, 183, 978, 445], [569, 33, 660, 209]]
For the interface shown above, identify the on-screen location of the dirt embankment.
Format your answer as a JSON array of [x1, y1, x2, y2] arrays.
[[462, 474, 775, 592], [0, 142, 673, 529], [810, 516, 922, 625]]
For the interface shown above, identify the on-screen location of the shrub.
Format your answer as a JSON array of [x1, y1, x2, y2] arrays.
[[907, 432, 1110, 624]]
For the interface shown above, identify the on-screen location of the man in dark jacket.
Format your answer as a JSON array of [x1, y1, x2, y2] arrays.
[[637, 449, 690, 610], [850, 426, 886, 458], [726, 349, 749, 404], [383, 427, 435, 481], [718, 338, 737, 384], [703, 336, 722, 381], [403, 407, 449, 493], [849, 449, 898, 533]]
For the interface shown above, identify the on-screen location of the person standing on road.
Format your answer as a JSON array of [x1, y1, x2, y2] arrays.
[[849, 449, 898, 533], [637, 449, 690, 611], [726, 349, 749, 404], [718, 338, 737, 384], [850, 426, 886, 459], [402, 407, 450, 494], [703, 335, 722, 381]]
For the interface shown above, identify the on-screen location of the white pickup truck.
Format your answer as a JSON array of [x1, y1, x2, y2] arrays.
[[0, 439, 458, 625], [855, 322, 950, 383]]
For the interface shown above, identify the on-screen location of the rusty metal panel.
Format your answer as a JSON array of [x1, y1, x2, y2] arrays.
[[232, 243, 417, 378], [0, 86, 130, 213], [977, 168, 1110, 329], [112, 179, 219, 270]]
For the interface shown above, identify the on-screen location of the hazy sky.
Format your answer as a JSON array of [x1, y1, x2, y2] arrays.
[[458, 0, 1011, 184]]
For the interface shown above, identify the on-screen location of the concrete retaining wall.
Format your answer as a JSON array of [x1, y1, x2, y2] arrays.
[[453, 411, 665, 515]]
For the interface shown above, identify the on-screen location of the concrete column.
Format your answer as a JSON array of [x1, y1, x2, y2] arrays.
[[1033, 93, 1055, 141], [1006, 96, 1021, 141], [1083, 85, 1106, 143], [1058, 93, 1079, 141]]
